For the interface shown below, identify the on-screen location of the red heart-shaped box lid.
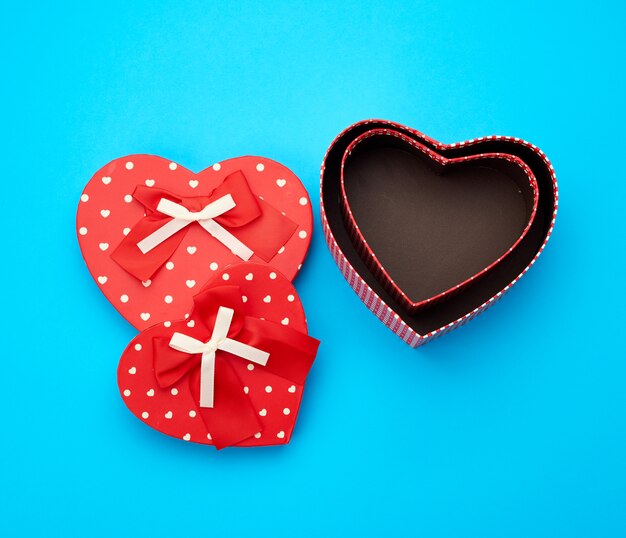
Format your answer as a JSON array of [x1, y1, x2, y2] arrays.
[[118, 262, 320, 449], [77, 155, 312, 330]]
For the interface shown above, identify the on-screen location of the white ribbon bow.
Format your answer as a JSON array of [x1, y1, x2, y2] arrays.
[[168, 306, 270, 408], [137, 195, 254, 260]]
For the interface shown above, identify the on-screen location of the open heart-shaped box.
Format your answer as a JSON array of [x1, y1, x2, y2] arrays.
[[77, 155, 312, 330], [321, 120, 558, 347], [339, 129, 539, 314]]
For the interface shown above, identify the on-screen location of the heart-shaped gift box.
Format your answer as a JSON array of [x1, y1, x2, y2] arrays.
[[118, 262, 320, 449], [321, 120, 557, 346], [77, 155, 312, 330]]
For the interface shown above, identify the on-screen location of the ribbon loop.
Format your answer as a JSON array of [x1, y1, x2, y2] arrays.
[[168, 306, 269, 408], [157, 195, 236, 222], [169, 333, 210, 355]]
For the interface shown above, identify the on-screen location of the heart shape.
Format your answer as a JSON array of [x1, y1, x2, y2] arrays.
[[321, 120, 557, 346], [340, 129, 538, 314], [117, 263, 319, 448], [77, 155, 313, 330]]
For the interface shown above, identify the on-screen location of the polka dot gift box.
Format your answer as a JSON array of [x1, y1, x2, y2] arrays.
[[117, 263, 320, 448], [77, 154, 313, 330]]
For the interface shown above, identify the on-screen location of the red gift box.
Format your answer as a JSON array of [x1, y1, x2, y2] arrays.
[[321, 120, 558, 347]]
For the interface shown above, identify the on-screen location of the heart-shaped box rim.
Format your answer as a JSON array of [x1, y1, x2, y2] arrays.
[[320, 119, 558, 347], [339, 128, 540, 314]]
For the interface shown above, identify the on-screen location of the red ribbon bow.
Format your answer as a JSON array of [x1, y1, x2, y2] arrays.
[[151, 285, 320, 449], [111, 171, 298, 281]]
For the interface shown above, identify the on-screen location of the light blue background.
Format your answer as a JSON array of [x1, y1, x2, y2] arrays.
[[2, 1, 625, 536]]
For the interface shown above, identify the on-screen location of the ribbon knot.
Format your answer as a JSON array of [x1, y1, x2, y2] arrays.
[[158, 195, 235, 222], [168, 306, 269, 408], [203, 339, 221, 353]]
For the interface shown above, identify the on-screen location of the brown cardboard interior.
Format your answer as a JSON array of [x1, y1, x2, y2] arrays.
[[322, 122, 555, 335], [342, 133, 536, 306]]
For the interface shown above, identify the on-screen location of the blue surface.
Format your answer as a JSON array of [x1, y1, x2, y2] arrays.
[[2, 1, 625, 536]]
